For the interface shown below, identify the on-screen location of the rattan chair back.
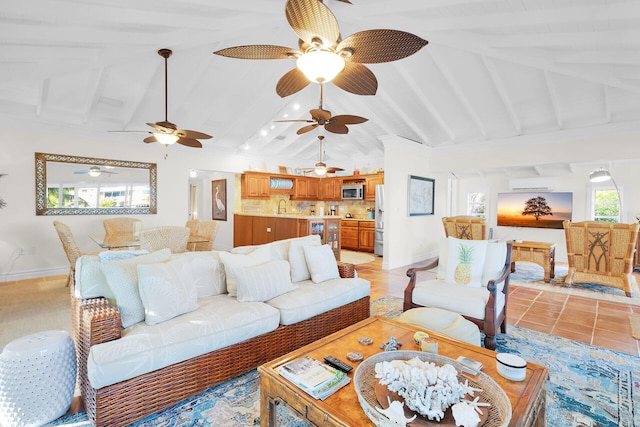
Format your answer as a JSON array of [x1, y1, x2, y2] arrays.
[[442, 216, 486, 240], [139, 226, 190, 253], [53, 220, 83, 285], [103, 217, 142, 236], [191, 220, 219, 251]]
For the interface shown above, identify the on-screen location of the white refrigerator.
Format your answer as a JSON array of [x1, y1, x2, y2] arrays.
[[374, 184, 384, 256]]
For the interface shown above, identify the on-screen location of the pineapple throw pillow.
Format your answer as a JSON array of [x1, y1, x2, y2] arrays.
[[445, 237, 488, 287]]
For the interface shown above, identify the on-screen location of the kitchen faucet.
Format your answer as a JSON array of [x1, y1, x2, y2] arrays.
[[278, 199, 287, 215]]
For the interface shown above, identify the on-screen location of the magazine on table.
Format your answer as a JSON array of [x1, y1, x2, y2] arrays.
[[279, 356, 350, 400]]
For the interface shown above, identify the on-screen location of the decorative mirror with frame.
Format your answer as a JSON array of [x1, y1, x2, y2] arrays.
[[35, 152, 157, 215]]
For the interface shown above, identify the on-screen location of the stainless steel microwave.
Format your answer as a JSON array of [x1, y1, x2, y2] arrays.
[[342, 184, 364, 200]]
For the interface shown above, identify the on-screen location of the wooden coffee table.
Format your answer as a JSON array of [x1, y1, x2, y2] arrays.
[[259, 316, 548, 427], [510, 241, 557, 283]]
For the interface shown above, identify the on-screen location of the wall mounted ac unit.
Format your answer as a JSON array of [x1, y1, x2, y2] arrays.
[[508, 177, 557, 191]]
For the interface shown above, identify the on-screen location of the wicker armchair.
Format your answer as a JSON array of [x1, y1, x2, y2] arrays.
[[139, 226, 190, 253], [563, 220, 639, 297], [186, 219, 219, 251], [103, 217, 142, 237], [442, 216, 486, 240], [53, 221, 94, 286]]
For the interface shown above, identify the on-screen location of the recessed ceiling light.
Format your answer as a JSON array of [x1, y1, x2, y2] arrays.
[[260, 130, 267, 136]]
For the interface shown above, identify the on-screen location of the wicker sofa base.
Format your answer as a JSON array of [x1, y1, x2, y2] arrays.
[[75, 295, 370, 427]]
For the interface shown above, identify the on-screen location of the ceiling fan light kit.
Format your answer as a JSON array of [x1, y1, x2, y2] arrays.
[[88, 166, 102, 177], [213, 0, 427, 97]]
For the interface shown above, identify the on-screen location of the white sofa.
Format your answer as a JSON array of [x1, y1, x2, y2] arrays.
[[71, 234, 370, 426]]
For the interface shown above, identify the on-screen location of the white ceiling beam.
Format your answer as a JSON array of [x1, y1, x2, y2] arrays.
[[490, 30, 640, 48], [36, 79, 49, 117], [376, 89, 432, 146], [554, 51, 640, 65], [543, 71, 563, 129], [481, 55, 521, 135], [356, 0, 498, 15], [604, 85, 611, 123], [391, 62, 456, 142], [428, 49, 487, 139]]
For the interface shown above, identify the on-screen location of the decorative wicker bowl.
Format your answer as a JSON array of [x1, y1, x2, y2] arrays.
[[354, 351, 512, 427]]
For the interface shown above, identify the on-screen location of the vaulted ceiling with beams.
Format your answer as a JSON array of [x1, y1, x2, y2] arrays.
[[1, 0, 639, 173]]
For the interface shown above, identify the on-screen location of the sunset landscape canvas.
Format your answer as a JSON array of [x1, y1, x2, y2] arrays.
[[497, 192, 573, 229]]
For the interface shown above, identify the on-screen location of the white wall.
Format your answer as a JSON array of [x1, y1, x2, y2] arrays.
[[380, 136, 447, 270]]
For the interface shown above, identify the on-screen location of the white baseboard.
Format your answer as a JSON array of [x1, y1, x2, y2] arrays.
[[0, 266, 68, 283]]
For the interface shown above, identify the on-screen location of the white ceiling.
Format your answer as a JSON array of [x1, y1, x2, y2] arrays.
[[1, 0, 639, 173]]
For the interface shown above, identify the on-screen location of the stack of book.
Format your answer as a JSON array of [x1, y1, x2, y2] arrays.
[[279, 356, 351, 400]]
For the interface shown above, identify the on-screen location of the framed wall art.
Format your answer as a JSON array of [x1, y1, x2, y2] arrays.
[[211, 179, 227, 221], [408, 175, 435, 216]]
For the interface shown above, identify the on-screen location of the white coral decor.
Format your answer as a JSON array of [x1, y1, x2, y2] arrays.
[[374, 357, 481, 422]]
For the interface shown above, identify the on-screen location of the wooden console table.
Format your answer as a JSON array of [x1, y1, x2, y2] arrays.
[[510, 241, 557, 283]]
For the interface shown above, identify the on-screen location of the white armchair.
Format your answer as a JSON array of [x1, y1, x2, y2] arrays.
[[404, 237, 512, 350]]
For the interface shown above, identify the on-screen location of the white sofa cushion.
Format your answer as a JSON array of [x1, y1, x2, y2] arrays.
[[172, 251, 227, 297], [303, 244, 340, 283], [288, 235, 322, 282], [87, 295, 280, 389], [267, 277, 370, 325], [219, 246, 272, 296], [235, 260, 296, 302], [445, 237, 487, 287], [75, 255, 115, 301], [100, 249, 172, 328], [137, 258, 199, 325]]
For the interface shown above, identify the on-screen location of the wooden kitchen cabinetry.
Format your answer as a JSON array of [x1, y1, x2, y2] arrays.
[[364, 173, 384, 200], [358, 221, 375, 252], [635, 235, 640, 271], [241, 172, 270, 199], [341, 220, 375, 252], [291, 177, 319, 200], [319, 177, 343, 200], [340, 221, 359, 250]]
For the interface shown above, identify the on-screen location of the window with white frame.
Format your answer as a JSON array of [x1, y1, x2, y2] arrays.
[[592, 187, 620, 223], [466, 192, 486, 218]]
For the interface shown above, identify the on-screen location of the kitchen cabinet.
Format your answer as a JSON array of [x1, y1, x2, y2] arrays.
[[319, 177, 343, 200], [241, 172, 270, 199], [291, 177, 319, 200], [234, 215, 341, 257], [635, 236, 640, 271], [364, 173, 384, 200], [358, 221, 375, 252], [340, 219, 374, 252]]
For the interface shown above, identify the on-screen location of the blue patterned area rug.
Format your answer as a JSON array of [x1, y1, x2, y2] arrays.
[[48, 298, 640, 427]]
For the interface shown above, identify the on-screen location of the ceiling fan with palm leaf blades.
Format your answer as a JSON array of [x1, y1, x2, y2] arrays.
[[276, 83, 367, 134], [213, 0, 427, 98], [74, 166, 118, 177], [299, 135, 344, 176], [110, 49, 212, 148]]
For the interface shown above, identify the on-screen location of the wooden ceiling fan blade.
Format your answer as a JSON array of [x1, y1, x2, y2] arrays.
[[276, 68, 311, 97], [285, 0, 340, 47], [177, 138, 203, 148], [176, 129, 213, 140], [297, 124, 319, 134], [325, 123, 349, 134], [332, 114, 368, 125], [146, 121, 177, 132], [327, 167, 345, 173], [143, 135, 158, 144], [332, 63, 377, 95], [337, 30, 428, 63], [275, 119, 315, 123], [310, 108, 331, 121], [213, 45, 298, 60]]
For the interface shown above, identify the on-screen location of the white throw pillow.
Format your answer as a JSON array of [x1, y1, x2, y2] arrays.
[[137, 258, 199, 325], [74, 255, 114, 300], [303, 244, 340, 283], [98, 250, 148, 263], [218, 246, 272, 296], [481, 240, 508, 285], [100, 248, 172, 328], [445, 237, 487, 287], [235, 260, 296, 302], [172, 252, 227, 297], [288, 235, 322, 282]]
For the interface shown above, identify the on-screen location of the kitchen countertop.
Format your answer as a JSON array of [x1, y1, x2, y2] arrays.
[[341, 217, 375, 222]]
